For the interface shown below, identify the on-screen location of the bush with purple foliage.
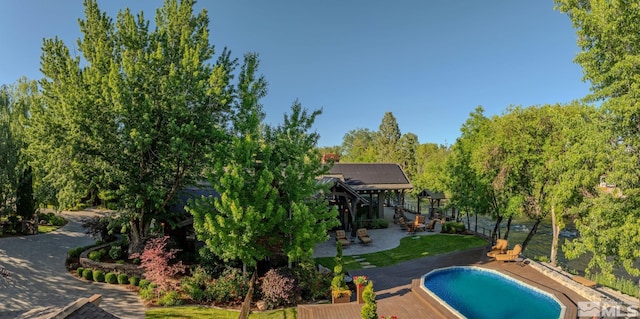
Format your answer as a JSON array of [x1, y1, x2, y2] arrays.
[[260, 267, 298, 309]]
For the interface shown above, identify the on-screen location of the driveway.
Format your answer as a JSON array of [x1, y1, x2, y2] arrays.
[[0, 209, 145, 319]]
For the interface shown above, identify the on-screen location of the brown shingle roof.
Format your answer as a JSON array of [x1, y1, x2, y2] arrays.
[[328, 163, 412, 191]]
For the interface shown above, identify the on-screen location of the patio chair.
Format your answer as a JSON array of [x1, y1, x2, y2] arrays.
[[494, 244, 522, 262], [356, 228, 372, 245], [335, 230, 351, 247], [425, 219, 438, 232], [398, 216, 409, 230], [486, 239, 508, 258], [414, 215, 426, 232]]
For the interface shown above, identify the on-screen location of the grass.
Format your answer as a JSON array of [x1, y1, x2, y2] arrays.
[[38, 225, 60, 234], [145, 306, 297, 319], [315, 234, 488, 270]]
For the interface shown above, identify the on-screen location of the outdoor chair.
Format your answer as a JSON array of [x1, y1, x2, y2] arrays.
[[335, 230, 351, 247], [425, 219, 438, 232], [486, 239, 509, 258], [494, 244, 522, 262], [356, 228, 373, 245], [414, 215, 426, 232], [398, 216, 410, 230]]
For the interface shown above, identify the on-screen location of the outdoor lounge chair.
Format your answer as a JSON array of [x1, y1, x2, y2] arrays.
[[398, 216, 411, 230], [356, 228, 372, 245], [335, 230, 351, 247], [425, 219, 438, 232], [486, 239, 508, 258], [494, 244, 522, 262]]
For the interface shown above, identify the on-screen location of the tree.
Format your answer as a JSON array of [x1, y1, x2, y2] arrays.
[[555, 0, 640, 277], [341, 128, 376, 162], [187, 54, 339, 269], [397, 132, 419, 180], [374, 112, 401, 163], [0, 78, 38, 218], [30, 0, 233, 253], [360, 281, 377, 319]]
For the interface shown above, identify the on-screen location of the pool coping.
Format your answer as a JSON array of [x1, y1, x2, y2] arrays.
[[420, 265, 567, 319]]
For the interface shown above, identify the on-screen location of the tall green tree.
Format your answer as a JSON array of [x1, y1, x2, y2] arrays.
[[374, 112, 401, 163], [556, 0, 640, 277], [0, 78, 38, 217], [397, 132, 419, 180], [30, 0, 232, 253], [187, 54, 339, 269]]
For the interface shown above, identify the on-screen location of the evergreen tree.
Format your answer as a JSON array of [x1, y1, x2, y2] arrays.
[[374, 112, 401, 163], [360, 281, 377, 319]]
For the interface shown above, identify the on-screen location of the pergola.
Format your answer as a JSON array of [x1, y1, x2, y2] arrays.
[[417, 189, 446, 219], [318, 176, 369, 237]]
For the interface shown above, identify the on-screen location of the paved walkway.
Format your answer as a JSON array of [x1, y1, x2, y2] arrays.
[[0, 209, 145, 319]]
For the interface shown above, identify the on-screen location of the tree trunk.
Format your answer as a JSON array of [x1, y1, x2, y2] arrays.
[[550, 204, 559, 266], [474, 212, 478, 233], [492, 215, 503, 243], [503, 216, 513, 240], [128, 217, 151, 255], [521, 218, 542, 253], [466, 211, 471, 232]]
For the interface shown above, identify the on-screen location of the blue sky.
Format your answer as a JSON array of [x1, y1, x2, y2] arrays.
[[0, 1, 589, 147]]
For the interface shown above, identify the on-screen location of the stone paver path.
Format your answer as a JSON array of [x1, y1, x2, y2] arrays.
[[0, 209, 145, 319]]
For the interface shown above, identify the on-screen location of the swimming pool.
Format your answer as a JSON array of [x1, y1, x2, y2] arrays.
[[421, 266, 565, 319]]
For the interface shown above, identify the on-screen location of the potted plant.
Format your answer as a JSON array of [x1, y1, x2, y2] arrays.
[[331, 242, 351, 304], [353, 275, 369, 304]]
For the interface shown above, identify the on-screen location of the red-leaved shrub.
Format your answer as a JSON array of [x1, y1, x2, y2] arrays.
[[260, 267, 298, 308], [130, 236, 186, 292]]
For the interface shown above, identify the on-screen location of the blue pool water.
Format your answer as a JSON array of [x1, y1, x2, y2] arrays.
[[422, 266, 564, 319]]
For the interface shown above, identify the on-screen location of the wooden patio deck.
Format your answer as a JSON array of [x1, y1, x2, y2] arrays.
[[298, 260, 586, 319]]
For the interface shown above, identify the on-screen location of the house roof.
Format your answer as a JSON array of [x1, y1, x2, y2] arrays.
[[12, 294, 118, 319], [327, 163, 413, 192], [317, 176, 370, 204]]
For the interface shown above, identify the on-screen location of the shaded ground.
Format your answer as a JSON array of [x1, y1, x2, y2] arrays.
[[0, 209, 144, 319]]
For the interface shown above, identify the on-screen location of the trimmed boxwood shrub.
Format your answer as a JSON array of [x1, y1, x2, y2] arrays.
[[105, 272, 118, 284], [129, 276, 140, 286], [117, 273, 129, 285], [88, 249, 107, 262], [82, 269, 93, 280], [93, 270, 105, 282], [76, 267, 84, 277]]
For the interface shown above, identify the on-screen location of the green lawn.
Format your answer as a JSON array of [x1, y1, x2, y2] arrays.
[[315, 234, 488, 270], [38, 225, 60, 234], [145, 306, 296, 319]]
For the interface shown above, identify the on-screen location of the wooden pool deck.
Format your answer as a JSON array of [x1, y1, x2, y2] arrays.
[[298, 251, 586, 319]]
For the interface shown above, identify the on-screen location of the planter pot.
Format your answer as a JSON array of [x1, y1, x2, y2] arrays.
[[332, 292, 351, 304], [356, 284, 365, 304]]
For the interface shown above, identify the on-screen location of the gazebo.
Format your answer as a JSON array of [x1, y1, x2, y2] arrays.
[[417, 189, 447, 219]]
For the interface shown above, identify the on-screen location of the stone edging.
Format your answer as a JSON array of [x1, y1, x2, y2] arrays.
[[527, 259, 636, 308], [79, 242, 144, 277]]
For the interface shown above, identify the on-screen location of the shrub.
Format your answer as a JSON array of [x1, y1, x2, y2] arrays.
[[129, 276, 140, 286], [109, 244, 124, 260], [294, 262, 332, 301], [130, 236, 186, 292], [360, 281, 377, 319], [76, 267, 84, 277], [181, 266, 211, 302], [139, 279, 151, 289], [371, 219, 389, 229], [82, 269, 93, 280], [261, 267, 298, 308], [441, 222, 466, 234], [105, 272, 118, 284], [158, 290, 184, 306], [88, 249, 107, 262], [117, 273, 129, 285], [93, 270, 105, 282], [139, 283, 157, 301], [204, 267, 249, 303]]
